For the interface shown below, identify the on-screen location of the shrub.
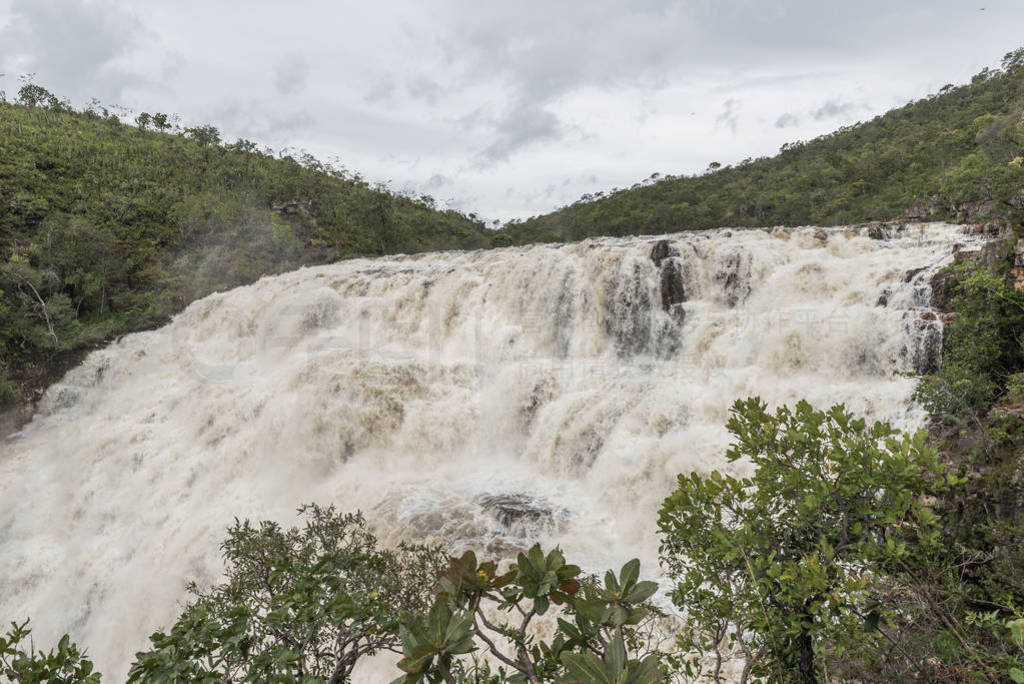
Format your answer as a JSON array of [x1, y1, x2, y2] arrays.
[[658, 398, 948, 682], [128, 505, 445, 683]]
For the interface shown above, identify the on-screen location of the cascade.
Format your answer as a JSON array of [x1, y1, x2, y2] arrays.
[[0, 223, 979, 677]]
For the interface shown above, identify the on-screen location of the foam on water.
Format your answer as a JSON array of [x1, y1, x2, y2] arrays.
[[0, 223, 978, 678]]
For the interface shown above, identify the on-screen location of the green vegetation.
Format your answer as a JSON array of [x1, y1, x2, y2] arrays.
[[500, 49, 1024, 243], [0, 83, 496, 407], [4, 49, 1024, 408], [396, 548, 670, 683], [9, 391, 1024, 681], [658, 399, 950, 682], [127, 505, 444, 683], [1, 621, 99, 683], [915, 247, 1024, 423], [8, 45, 1024, 684]]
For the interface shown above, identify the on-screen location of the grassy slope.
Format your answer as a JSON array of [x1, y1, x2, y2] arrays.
[[499, 49, 1024, 243], [0, 96, 499, 404]]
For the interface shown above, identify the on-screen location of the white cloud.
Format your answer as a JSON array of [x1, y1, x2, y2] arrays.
[[0, 0, 1021, 222]]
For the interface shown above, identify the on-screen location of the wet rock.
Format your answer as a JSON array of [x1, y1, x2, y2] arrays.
[[864, 222, 886, 240], [903, 267, 926, 283], [903, 311, 943, 374], [478, 494, 553, 529], [519, 376, 559, 429], [658, 259, 686, 318], [649, 239, 679, 267], [714, 252, 752, 308], [605, 261, 653, 356], [930, 270, 955, 311]]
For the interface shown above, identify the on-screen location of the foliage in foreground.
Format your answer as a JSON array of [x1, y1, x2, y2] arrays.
[[904, 228, 1024, 681], [0, 620, 100, 683], [659, 398, 950, 682], [396, 546, 673, 683], [8, 398, 1024, 681], [127, 505, 445, 683]]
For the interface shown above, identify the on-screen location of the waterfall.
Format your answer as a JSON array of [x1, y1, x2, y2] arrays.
[[0, 223, 978, 677]]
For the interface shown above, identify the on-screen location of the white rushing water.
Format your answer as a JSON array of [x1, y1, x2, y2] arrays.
[[0, 222, 979, 678]]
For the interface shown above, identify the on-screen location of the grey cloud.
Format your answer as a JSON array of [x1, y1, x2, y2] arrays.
[[212, 99, 315, 143], [811, 98, 869, 121], [365, 74, 397, 104], [273, 53, 308, 97], [716, 98, 740, 134], [775, 112, 801, 128], [406, 74, 443, 105], [0, 0, 150, 102], [437, 1, 700, 163], [423, 173, 451, 190], [475, 103, 565, 166]]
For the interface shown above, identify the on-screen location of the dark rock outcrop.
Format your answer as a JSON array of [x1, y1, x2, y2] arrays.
[[649, 239, 686, 322], [650, 239, 679, 267], [714, 252, 751, 307], [864, 222, 887, 240], [478, 494, 553, 530], [902, 195, 947, 221], [659, 260, 686, 318], [903, 267, 927, 283], [930, 270, 956, 312], [904, 311, 943, 374], [605, 262, 653, 356]]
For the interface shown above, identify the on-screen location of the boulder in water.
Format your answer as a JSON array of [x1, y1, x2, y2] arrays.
[[478, 494, 553, 530], [864, 222, 886, 240], [903, 267, 926, 283], [659, 259, 686, 321], [649, 239, 679, 267]]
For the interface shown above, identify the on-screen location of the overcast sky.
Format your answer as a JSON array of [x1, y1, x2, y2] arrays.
[[1, 1, 1022, 223]]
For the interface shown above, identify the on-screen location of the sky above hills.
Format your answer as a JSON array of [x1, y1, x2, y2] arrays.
[[1, 1, 1021, 223]]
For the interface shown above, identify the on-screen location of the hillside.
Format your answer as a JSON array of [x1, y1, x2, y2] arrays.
[[0, 88, 498, 407], [499, 48, 1024, 243], [4, 49, 1024, 411]]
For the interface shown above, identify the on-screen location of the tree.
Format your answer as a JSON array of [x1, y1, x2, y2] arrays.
[[151, 112, 170, 131], [128, 505, 445, 683], [0, 620, 100, 683], [395, 545, 670, 683], [184, 124, 221, 146], [658, 398, 948, 683]]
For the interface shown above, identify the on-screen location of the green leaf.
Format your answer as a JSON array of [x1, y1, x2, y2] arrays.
[[561, 652, 613, 684], [863, 610, 880, 632], [619, 559, 640, 595], [535, 595, 550, 616], [605, 631, 627, 675], [625, 580, 657, 604]]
